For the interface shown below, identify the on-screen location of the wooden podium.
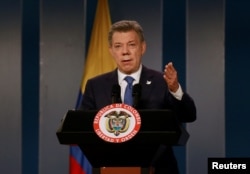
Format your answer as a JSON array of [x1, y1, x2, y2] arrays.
[[56, 109, 189, 174], [100, 167, 141, 174]]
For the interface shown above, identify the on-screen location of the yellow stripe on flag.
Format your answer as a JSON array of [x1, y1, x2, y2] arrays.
[[81, 0, 116, 93], [70, 1, 116, 174]]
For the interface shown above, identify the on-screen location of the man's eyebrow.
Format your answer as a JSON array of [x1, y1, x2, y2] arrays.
[[113, 40, 136, 45], [128, 41, 136, 43]]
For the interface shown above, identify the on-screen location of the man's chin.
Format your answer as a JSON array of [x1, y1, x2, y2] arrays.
[[121, 67, 134, 75]]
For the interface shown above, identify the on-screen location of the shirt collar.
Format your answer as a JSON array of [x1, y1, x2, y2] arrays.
[[118, 64, 142, 85]]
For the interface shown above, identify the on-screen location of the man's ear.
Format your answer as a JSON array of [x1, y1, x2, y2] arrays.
[[141, 41, 146, 55], [108, 46, 113, 56]]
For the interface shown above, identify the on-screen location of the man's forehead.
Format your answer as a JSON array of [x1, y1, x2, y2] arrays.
[[112, 31, 139, 42]]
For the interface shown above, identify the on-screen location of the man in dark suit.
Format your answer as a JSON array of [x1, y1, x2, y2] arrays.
[[80, 20, 196, 174]]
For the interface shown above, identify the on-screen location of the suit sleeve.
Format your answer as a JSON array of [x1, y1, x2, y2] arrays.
[[79, 80, 96, 110], [168, 92, 196, 122]]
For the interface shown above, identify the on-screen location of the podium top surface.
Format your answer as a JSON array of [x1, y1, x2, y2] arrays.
[[61, 109, 178, 132]]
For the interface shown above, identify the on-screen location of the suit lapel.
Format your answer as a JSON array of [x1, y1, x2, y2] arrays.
[[106, 68, 119, 84], [139, 66, 154, 100]]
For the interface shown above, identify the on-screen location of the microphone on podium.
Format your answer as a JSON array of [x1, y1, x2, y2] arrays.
[[132, 84, 141, 108], [111, 84, 121, 103]]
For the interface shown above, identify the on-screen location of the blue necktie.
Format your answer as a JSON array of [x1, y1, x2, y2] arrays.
[[124, 76, 134, 105]]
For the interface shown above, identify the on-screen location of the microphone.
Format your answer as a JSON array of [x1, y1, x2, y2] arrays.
[[111, 84, 121, 103], [132, 84, 141, 108]]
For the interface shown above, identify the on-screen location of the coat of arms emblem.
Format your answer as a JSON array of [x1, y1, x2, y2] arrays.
[[105, 111, 131, 136]]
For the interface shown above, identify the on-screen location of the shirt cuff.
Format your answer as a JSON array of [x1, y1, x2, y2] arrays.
[[169, 84, 184, 100]]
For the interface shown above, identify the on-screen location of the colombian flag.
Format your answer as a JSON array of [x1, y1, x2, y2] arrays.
[[69, 0, 116, 174]]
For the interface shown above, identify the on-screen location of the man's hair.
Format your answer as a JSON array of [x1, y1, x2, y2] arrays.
[[108, 20, 145, 46]]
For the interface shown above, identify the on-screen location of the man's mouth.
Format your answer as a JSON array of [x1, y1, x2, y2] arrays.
[[122, 56, 131, 62], [122, 59, 131, 62]]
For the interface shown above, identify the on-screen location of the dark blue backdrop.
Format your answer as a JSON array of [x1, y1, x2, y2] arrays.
[[225, 0, 250, 157]]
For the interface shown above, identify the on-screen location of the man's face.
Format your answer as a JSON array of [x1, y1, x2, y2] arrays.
[[109, 30, 146, 74]]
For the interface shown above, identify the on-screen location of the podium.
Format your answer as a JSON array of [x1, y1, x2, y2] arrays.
[[56, 109, 189, 174]]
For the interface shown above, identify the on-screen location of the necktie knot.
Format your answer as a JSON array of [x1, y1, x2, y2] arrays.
[[124, 76, 134, 87], [124, 76, 134, 105]]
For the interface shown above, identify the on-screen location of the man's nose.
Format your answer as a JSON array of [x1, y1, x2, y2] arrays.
[[122, 45, 129, 55]]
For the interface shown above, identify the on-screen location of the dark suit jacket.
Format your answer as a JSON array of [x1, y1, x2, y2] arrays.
[[80, 65, 196, 174]]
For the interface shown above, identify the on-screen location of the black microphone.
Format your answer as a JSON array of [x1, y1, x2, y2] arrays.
[[132, 84, 141, 108], [111, 84, 121, 103]]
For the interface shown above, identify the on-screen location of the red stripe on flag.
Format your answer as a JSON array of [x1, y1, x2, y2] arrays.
[[69, 155, 86, 174]]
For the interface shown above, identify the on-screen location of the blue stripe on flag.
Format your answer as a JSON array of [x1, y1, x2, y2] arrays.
[[70, 146, 92, 174]]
